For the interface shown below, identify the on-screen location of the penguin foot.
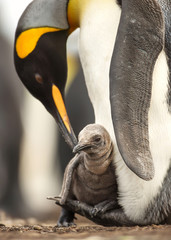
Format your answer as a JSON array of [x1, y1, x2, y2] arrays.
[[91, 199, 118, 217], [54, 198, 133, 226], [57, 221, 76, 227], [57, 208, 76, 227]]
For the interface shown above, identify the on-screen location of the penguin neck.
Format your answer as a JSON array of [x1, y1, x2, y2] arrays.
[[68, 0, 116, 28], [84, 142, 114, 175], [78, 0, 121, 139], [67, 0, 88, 30]]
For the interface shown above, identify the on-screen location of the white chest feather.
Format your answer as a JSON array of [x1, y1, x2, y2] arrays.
[[79, 0, 121, 136]]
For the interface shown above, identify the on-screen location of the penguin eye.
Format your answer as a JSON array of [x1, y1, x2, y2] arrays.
[[35, 73, 43, 84], [94, 136, 101, 143]]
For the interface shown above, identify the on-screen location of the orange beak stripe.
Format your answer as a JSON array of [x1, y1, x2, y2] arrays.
[[52, 85, 71, 133]]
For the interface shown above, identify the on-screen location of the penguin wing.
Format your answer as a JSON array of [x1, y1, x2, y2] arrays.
[[160, 1, 171, 106], [110, 0, 164, 180]]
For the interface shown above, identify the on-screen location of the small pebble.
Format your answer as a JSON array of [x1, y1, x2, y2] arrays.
[[0, 223, 5, 227], [33, 225, 43, 231]]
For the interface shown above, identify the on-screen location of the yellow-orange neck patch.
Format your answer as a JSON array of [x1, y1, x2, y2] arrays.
[[52, 85, 71, 133], [68, 0, 80, 31], [16, 27, 60, 59], [67, 0, 90, 31]]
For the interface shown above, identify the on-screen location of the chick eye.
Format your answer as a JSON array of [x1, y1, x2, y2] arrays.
[[94, 137, 101, 143], [35, 73, 43, 84]]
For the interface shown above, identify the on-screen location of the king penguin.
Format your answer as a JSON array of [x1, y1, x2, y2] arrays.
[[14, 0, 171, 225]]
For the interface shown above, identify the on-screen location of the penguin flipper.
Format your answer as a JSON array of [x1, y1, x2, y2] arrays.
[[110, 0, 164, 180]]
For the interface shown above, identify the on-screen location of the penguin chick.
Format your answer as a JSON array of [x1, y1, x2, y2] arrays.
[[51, 124, 118, 226], [60, 123, 117, 205]]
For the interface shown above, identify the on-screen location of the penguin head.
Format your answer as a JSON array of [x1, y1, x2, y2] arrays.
[[73, 124, 113, 156], [73, 124, 114, 175], [14, 0, 77, 148]]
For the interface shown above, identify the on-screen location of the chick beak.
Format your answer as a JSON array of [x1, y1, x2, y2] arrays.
[[73, 143, 92, 153]]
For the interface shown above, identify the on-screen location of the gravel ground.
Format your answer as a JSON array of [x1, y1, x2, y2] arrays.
[[0, 209, 171, 240]]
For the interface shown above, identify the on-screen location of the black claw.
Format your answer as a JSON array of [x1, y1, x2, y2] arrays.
[[57, 221, 76, 228], [91, 199, 118, 217], [91, 207, 98, 217]]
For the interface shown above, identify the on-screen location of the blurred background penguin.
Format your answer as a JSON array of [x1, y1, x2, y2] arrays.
[[0, 24, 24, 217]]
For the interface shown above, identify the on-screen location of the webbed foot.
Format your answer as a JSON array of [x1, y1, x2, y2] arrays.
[[47, 196, 76, 227], [57, 208, 76, 227]]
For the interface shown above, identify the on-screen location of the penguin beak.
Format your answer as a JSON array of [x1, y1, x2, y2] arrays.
[[73, 143, 92, 153], [52, 84, 77, 149]]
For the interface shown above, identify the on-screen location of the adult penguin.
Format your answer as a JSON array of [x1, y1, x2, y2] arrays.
[[14, 0, 171, 225]]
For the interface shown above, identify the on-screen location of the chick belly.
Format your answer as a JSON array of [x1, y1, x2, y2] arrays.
[[72, 173, 116, 206]]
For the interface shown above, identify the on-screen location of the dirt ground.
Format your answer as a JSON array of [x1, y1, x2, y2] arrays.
[[0, 209, 171, 240]]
